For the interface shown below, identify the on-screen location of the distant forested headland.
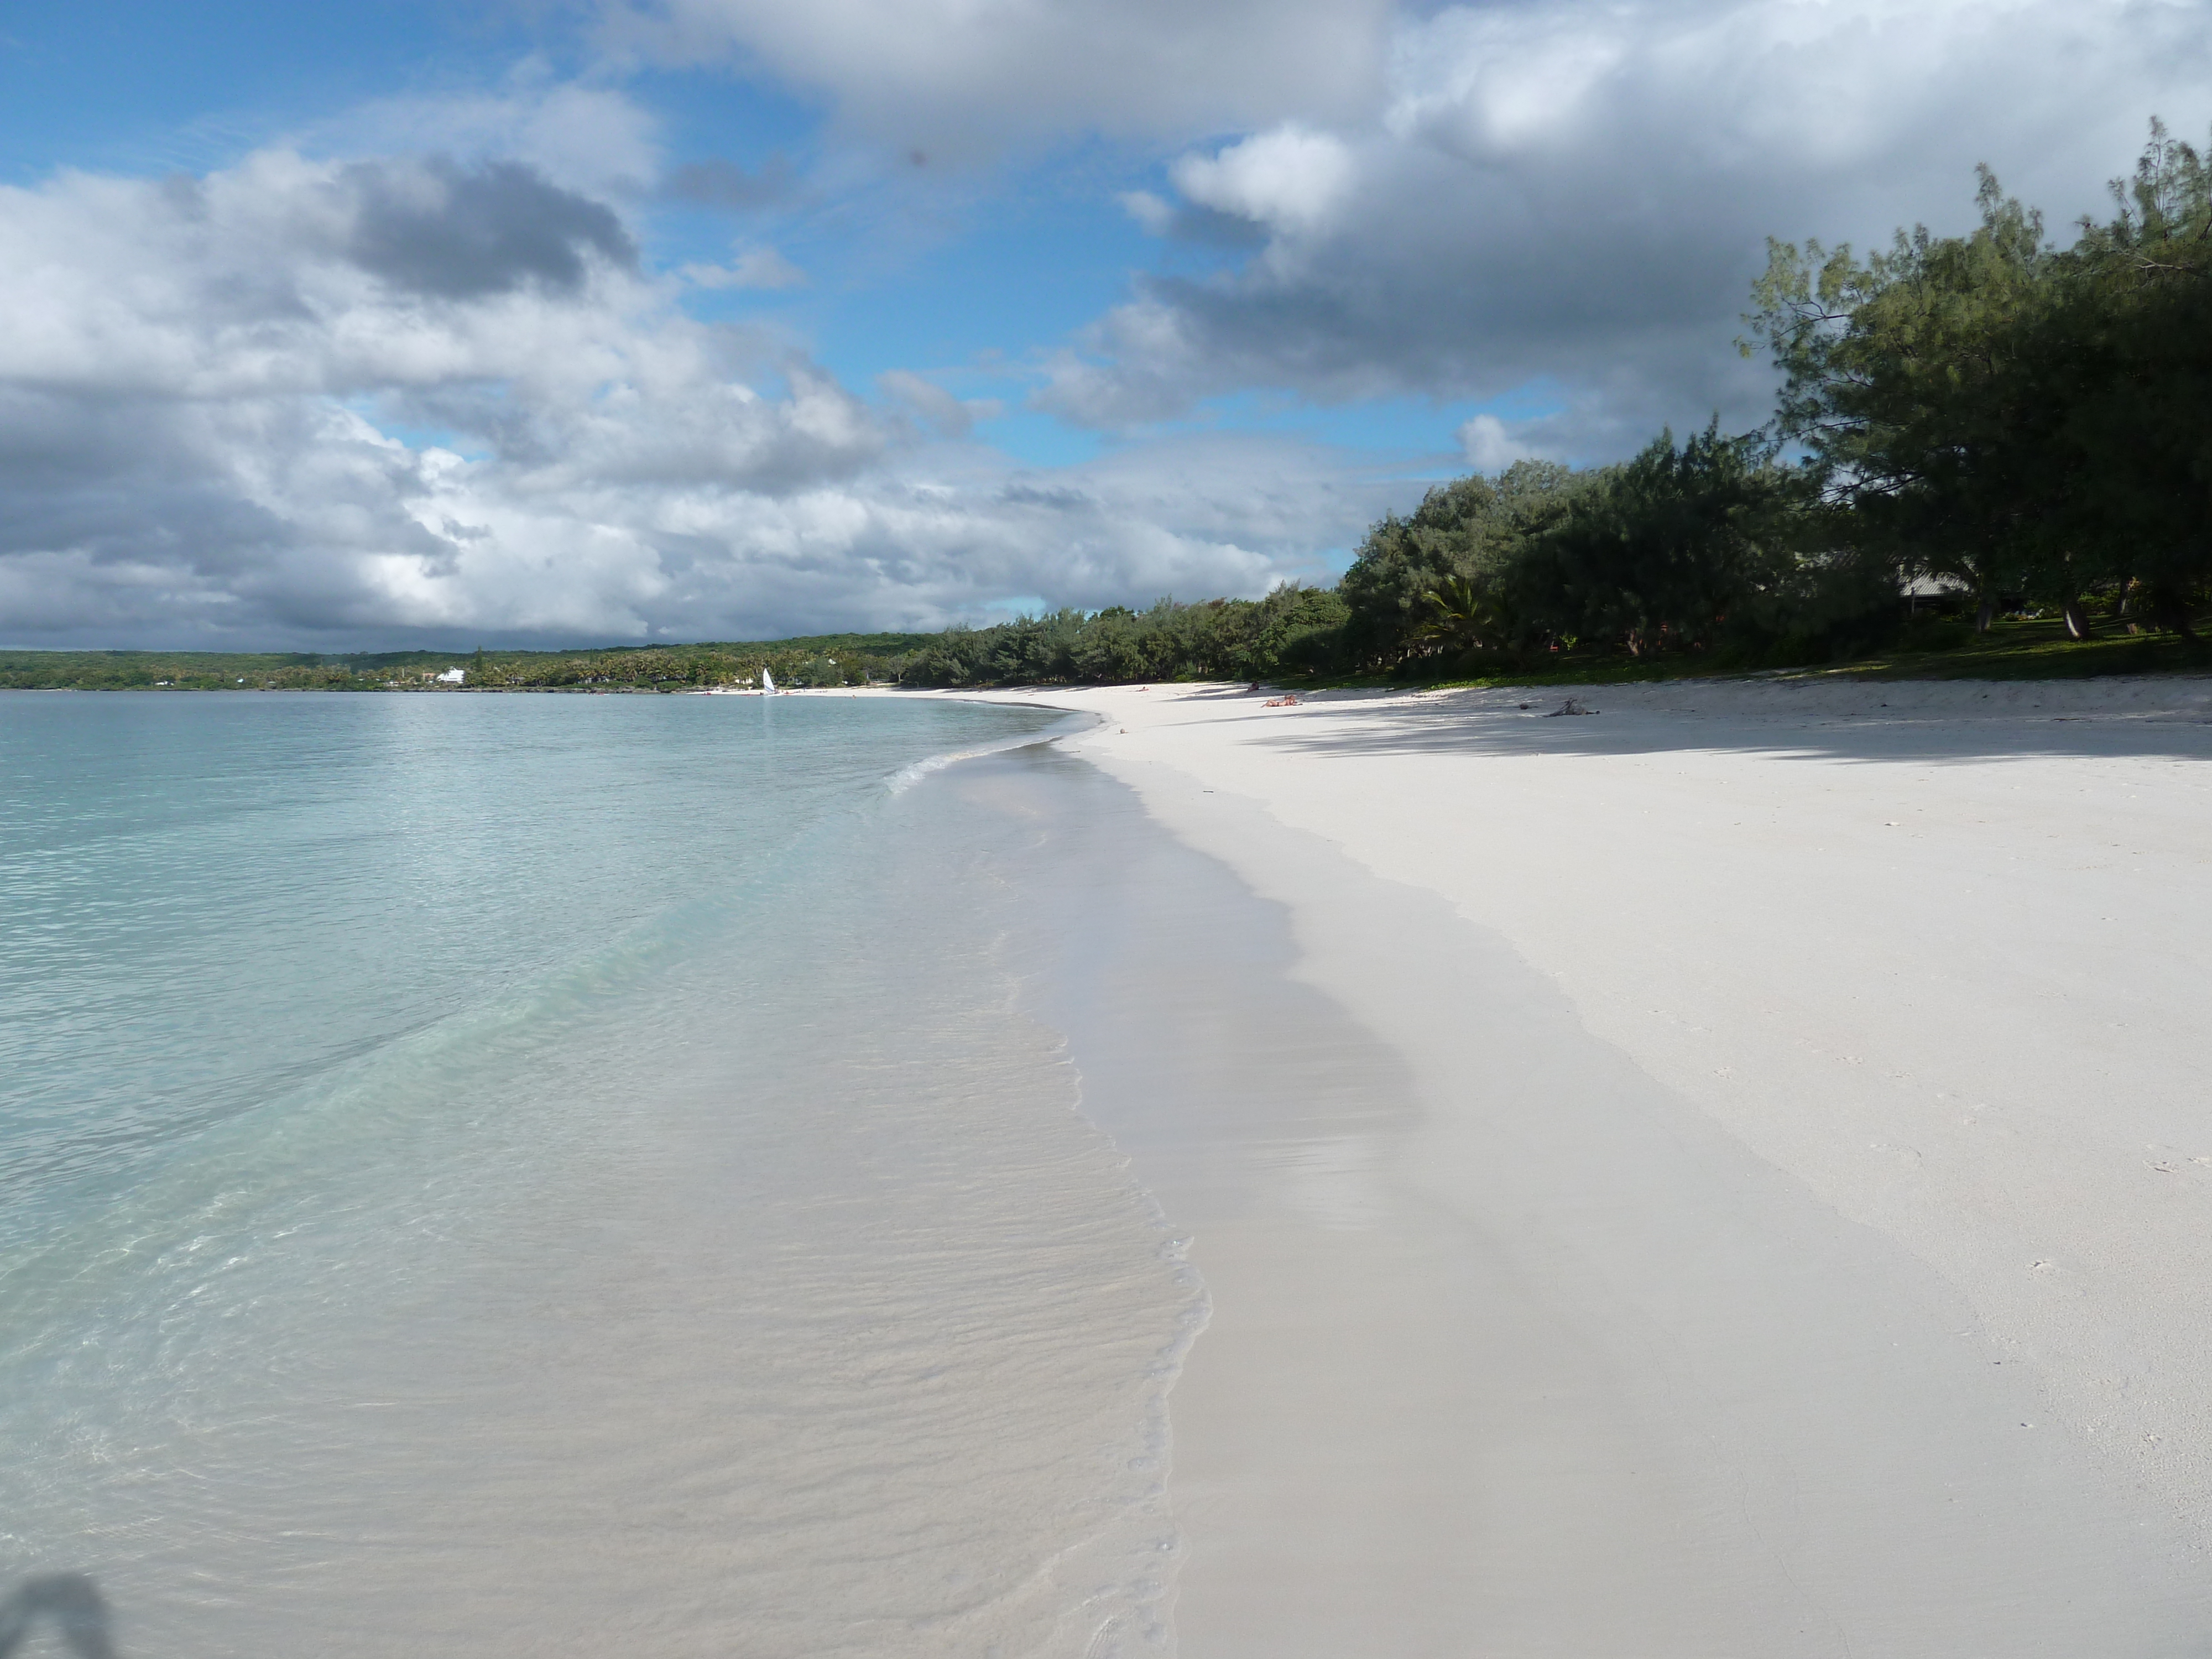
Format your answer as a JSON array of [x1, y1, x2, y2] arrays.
[[903, 123, 2212, 688], [0, 637, 936, 693], [7, 127, 2208, 696]]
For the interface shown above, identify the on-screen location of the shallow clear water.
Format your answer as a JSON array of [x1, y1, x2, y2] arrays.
[[0, 692, 1202, 1658]]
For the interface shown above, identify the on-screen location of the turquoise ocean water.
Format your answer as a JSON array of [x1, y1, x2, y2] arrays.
[[0, 693, 1203, 1657]]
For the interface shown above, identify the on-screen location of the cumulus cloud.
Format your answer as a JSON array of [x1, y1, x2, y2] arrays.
[[681, 246, 807, 290], [875, 369, 996, 438], [307, 73, 664, 196], [1170, 127, 1356, 240], [602, 0, 1396, 159], [1116, 190, 1174, 235], [0, 145, 1364, 646], [21, 1, 2196, 645], [1458, 413, 1540, 473], [619, 435, 1374, 634], [345, 159, 637, 299], [1044, 0, 2212, 446]]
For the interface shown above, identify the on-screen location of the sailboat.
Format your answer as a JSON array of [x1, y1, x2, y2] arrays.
[[760, 667, 776, 695]]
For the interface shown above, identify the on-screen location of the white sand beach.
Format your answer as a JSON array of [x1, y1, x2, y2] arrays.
[[942, 675, 2212, 1656]]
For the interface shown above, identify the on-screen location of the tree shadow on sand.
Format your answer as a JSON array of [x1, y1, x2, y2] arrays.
[[1188, 679, 2212, 768]]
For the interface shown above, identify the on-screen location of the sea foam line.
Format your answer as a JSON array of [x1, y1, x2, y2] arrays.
[[884, 708, 1098, 794]]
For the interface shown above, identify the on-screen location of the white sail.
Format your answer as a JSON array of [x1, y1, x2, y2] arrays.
[[760, 667, 776, 693]]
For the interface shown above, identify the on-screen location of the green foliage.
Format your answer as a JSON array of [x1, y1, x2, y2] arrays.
[[1744, 121, 2212, 635], [1412, 575, 1504, 654], [0, 634, 936, 692], [0, 651, 383, 691], [1745, 168, 2054, 585], [461, 632, 934, 690], [2040, 123, 2212, 630], [1337, 461, 1587, 666], [895, 586, 1350, 687], [1328, 439, 1867, 672], [1500, 425, 1822, 657]]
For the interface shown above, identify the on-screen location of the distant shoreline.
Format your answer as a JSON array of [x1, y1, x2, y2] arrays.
[[10, 661, 2212, 692]]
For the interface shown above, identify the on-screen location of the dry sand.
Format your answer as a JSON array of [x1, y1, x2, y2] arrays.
[[935, 673, 2212, 1656]]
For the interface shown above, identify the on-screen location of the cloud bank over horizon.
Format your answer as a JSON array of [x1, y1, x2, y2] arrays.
[[1, 0, 2206, 647]]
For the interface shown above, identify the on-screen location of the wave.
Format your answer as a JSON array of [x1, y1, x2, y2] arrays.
[[884, 706, 1098, 794]]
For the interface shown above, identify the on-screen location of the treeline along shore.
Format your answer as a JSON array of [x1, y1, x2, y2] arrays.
[[0, 637, 938, 694], [8, 126, 2209, 697]]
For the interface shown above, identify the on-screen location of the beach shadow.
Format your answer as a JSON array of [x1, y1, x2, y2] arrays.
[[1198, 681, 2212, 768], [1171, 682, 1277, 701], [0, 1575, 119, 1659]]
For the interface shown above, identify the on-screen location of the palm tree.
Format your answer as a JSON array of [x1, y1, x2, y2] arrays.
[[1413, 575, 1503, 652]]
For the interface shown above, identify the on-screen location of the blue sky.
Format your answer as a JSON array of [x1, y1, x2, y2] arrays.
[[0, 2, 525, 176], [0, 0, 2205, 646], [0, 0, 1484, 472]]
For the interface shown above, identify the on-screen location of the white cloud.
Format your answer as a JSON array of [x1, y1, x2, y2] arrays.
[[1039, 0, 2212, 445], [19, 1, 2199, 643], [1170, 126, 1357, 239], [0, 143, 1386, 646], [306, 66, 664, 196], [1119, 190, 1176, 235], [1458, 414, 1538, 473], [875, 369, 1005, 439], [601, 0, 1396, 160], [682, 246, 807, 289]]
